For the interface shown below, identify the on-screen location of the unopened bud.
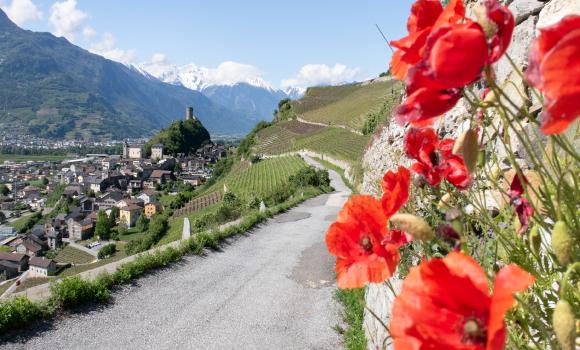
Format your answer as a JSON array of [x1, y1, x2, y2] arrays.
[[473, 3, 498, 39], [553, 300, 576, 350], [437, 193, 453, 210], [552, 221, 572, 266], [390, 213, 434, 241], [477, 149, 486, 167], [528, 225, 541, 254], [445, 208, 463, 222], [452, 130, 479, 174]]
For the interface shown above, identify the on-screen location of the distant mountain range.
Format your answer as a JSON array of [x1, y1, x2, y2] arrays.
[[0, 10, 275, 140], [136, 62, 304, 125]]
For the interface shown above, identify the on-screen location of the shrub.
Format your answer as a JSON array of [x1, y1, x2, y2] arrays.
[[97, 243, 116, 259], [0, 297, 44, 334], [289, 166, 331, 188], [50, 276, 110, 309]]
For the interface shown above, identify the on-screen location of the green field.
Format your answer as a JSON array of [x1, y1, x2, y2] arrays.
[[159, 204, 220, 246], [292, 79, 401, 130], [0, 154, 68, 163], [202, 156, 308, 199], [254, 121, 369, 164], [54, 245, 95, 264]]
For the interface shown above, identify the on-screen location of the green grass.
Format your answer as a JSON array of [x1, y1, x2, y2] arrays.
[[159, 204, 219, 246], [58, 247, 128, 277], [54, 245, 95, 265], [0, 154, 68, 163], [10, 212, 36, 232], [118, 228, 148, 242], [336, 288, 367, 350], [293, 80, 400, 130], [0, 281, 14, 296], [13, 277, 55, 293]]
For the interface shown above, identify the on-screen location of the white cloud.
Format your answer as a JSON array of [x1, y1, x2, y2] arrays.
[[82, 26, 96, 39], [281, 64, 361, 89], [90, 32, 136, 63], [151, 53, 167, 65], [205, 61, 265, 86], [49, 0, 87, 41], [1, 0, 42, 26]]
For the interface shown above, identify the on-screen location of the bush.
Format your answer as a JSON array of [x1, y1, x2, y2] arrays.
[[50, 276, 110, 309], [289, 166, 331, 189], [0, 297, 44, 334], [97, 243, 116, 259]]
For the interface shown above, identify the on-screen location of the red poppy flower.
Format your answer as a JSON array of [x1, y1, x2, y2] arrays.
[[391, 252, 535, 349], [525, 15, 580, 134], [404, 128, 471, 189], [326, 196, 401, 289], [509, 174, 534, 234], [381, 166, 411, 217], [484, 0, 515, 63], [390, 0, 466, 80], [392, 0, 515, 127]]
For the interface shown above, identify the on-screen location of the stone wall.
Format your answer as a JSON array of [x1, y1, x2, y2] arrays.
[[360, 1, 579, 349]]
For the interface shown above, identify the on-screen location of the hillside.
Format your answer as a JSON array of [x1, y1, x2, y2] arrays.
[[252, 78, 402, 184], [0, 10, 254, 140], [144, 118, 211, 156], [292, 78, 401, 131]]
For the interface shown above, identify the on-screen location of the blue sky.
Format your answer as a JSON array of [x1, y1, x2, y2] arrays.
[[1, 0, 415, 88]]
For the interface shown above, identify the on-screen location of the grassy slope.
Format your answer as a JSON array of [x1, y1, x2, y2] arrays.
[[254, 79, 401, 170], [0, 154, 67, 162], [54, 245, 95, 264], [293, 79, 400, 130]]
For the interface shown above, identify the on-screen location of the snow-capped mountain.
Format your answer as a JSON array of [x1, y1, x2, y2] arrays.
[[137, 61, 303, 123]]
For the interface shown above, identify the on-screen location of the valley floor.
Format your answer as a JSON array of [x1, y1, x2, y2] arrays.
[[2, 157, 350, 350]]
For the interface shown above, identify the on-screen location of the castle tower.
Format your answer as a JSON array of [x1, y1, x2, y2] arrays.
[[186, 106, 194, 121]]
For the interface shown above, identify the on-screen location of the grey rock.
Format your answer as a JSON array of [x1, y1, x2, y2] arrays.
[[537, 0, 580, 29], [509, 0, 546, 24]]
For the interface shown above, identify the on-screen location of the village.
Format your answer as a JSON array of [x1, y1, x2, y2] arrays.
[[0, 111, 227, 293]]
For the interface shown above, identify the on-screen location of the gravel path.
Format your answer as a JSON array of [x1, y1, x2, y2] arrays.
[[3, 156, 350, 350]]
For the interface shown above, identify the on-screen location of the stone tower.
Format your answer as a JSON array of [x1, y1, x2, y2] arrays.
[[185, 106, 194, 121]]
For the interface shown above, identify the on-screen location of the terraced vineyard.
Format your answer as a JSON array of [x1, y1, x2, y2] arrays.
[[254, 120, 369, 164], [203, 156, 308, 198], [292, 78, 401, 130], [173, 191, 222, 217]]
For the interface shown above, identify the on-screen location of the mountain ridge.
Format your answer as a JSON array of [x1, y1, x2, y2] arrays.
[[0, 9, 256, 140]]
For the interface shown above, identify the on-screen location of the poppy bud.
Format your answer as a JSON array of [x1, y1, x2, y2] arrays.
[[390, 213, 434, 241], [528, 225, 541, 254], [437, 193, 452, 210], [452, 129, 479, 174], [473, 3, 498, 39], [477, 149, 486, 167], [552, 221, 572, 266], [445, 208, 463, 222], [553, 300, 576, 350]]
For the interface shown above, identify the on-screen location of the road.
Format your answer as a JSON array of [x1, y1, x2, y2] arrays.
[[3, 156, 351, 350]]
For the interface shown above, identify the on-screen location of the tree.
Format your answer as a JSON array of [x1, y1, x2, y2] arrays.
[[0, 185, 9, 196], [0, 211, 6, 223], [108, 207, 119, 227], [60, 201, 70, 215], [117, 217, 128, 236], [136, 214, 149, 232], [42, 177, 49, 186], [95, 210, 111, 240]]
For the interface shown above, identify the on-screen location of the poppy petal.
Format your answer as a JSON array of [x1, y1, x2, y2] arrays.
[[407, 0, 443, 33], [485, 0, 515, 63], [395, 87, 462, 127], [381, 166, 411, 217], [487, 264, 535, 349]]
